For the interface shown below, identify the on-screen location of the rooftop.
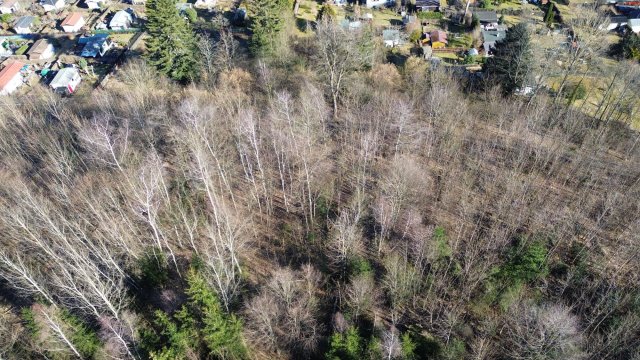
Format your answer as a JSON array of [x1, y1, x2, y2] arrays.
[[0, 61, 24, 90], [482, 29, 506, 43], [474, 10, 498, 23], [14, 15, 36, 28], [61, 12, 83, 27], [50, 67, 79, 88], [27, 38, 53, 56], [1, 0, 20, 7]]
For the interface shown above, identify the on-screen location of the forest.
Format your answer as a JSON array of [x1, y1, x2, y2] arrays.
[[0, 2, 640, 359]]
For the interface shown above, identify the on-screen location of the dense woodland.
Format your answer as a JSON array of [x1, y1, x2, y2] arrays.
[[0, 3, 640, 359]]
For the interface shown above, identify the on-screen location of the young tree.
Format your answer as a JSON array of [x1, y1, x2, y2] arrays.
[[484, 23, 532, 95], [146, 0, 199, 81], [248, 0, 286, 56]]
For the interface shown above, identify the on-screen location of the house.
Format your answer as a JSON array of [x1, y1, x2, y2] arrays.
[[0, 60, 24, 95], [415, 0, 440, 11], [176, 2, 192, 11], [85, 0, 107, 9], [109, 9, 132, 30], [194, 0, 215, 7], [13, 15, 36, 34], [365, 0, 390, 8], [382, 29, 401, 47], [474, 10, 499, 30], [26, 38, 55, 60], [629, 18, 640, 33], [482, 29, 506, 55], [40, 0, 65, 12], [60, 12, 85, 32], [0, 40, 12, 58], [430, 30, 447, 48], [339, 18, 362, 30], [50, 66, 81, 94], [79, 33, 113, 57], [603, 15, 627, 30], [0, 0, 21, 14]]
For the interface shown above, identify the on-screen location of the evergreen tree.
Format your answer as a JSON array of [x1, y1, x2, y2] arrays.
[[544, 2, 555, 27], [619, 29, 640, 61], [248, 0, 287, 56], [145, 0, 199, 82], [483, 23, 533, 95], [316, 4, 337, 22]]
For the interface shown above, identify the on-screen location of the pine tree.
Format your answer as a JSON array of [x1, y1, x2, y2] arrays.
[[145, 0, 199, 82], [544, 2, 555, 27], [483, 23, 532, 95], [248, 0, 287, 56]]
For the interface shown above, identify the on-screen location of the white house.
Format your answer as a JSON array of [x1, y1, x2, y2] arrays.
[[109, 9, 132, 30], [50, 67, 81, 94], [85, 0, 107, 9], [194, 0, 215, 8], [13, 15, 36, 34], [0, 61, 24, 95], [382, 29, 402, 47], [60, 12, 85, 32], [27, 38, 55, 60], [629, 18, 640, 33], [603, 15, 627, 31], [365, 0, 390, 7], [0, 0, 21, 14], [40, 0, 65, 12]]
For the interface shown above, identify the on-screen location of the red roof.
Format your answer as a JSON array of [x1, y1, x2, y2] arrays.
[[61, 12, 83, 27], [430, 30, 448, 44], [0, 61, 24, 90]]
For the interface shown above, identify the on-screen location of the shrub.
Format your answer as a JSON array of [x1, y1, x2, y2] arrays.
[[416, 11, 443, 20], [138, 249, 169, 288], [0, 13, 13, 24], [185, 8, 197, 23], [565, 82, 587, 104], [496, 238, 549, 287]]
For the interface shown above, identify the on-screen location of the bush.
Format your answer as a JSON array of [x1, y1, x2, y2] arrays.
[[185, 8, 197, 23], [409, 29, 423, 43], [138, 249, 169, 288], [565, 82, 587, 104], [496, 238, 549, 287], [15, 44, 29, 55], [416, 11, 443, 20], [0, 13, 13, 24]]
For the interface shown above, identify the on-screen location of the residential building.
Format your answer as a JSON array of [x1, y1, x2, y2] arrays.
[[79, 34, 113, 57], [0, 60, 24, 95], [109, 9, 132, 30], [27, 39, 56, 60], [415, 0, 440, 11], [0, 0, 21, 14], [604, 15, 627, 30], [482, 29, 506, 55], [85, 0, 107, 9], [194, 0, 215, 7], [365, 0, 390, 8], [0, 40, 12, 58], [474, 10, 499, 30], [382, 29, 402, 47], [13, 15, 36, 34], [60, 12, 85, 32], [629, 18, 640, 33], [40, 0, 65, 12], [50, 66, 81, 94], [430, 29, 447, 48]]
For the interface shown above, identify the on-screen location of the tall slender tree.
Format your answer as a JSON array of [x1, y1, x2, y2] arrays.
[[248, 0, 286, 56], [146, 0, 199, 82], [484, 23, 532, 95]]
